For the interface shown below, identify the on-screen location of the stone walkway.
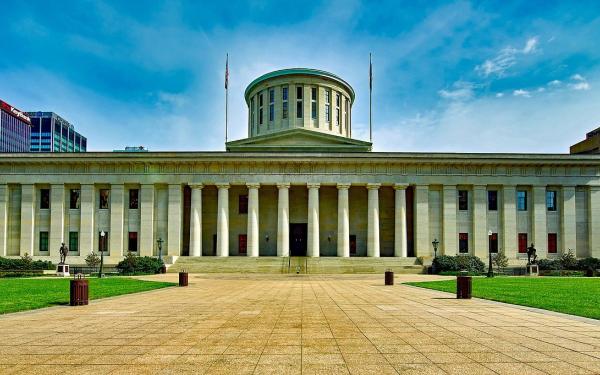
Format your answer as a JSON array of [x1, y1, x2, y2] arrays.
[[0, 274, 599, 374]]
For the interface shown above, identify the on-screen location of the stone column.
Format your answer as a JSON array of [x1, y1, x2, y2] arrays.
[[473, 185, 488, 259], [79, 184, 95, 254], [502, 185, 517, 259], [20, 184, 35, 256], [216, 183, 230, 257], [367, 183, 381, 257], [337, 183, 350, 257], [139, 184, 155, 256], [49, 184, 65, 258], [110, 184, 125, 256], [0, 185, 8, 257], [394, 184, 408, 257], [189, 184, 203, 257], [277, 183, 290, 257], [442, 185, 457, 255], [167, 184, 182, 256], [307, 183, 320, 257], [589, 186, 600, 258], [247, 183, 260, 257], [414, 184, 429, 257], [532, 185, 547, 258], [561, 186, 577, 253]]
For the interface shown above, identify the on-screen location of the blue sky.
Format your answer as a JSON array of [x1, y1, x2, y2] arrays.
[[1, 0, 599, 152]]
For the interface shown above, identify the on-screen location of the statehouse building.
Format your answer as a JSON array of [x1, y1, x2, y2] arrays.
[[1, 69, 599, 271]]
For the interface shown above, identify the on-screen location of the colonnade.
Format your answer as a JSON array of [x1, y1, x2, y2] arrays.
[[188, 183, 409, 257]]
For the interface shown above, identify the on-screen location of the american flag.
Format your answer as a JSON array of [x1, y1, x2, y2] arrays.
[[225, 53, 229, 89]]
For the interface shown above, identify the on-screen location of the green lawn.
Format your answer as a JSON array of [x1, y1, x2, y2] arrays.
[[0, 277, 176, 314], [406, 277, 600, 320]]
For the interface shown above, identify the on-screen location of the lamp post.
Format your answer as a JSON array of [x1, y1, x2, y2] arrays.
[[487, 230, 494, 278], [431, 238, 439, 274], [98, 230, 105, 278]]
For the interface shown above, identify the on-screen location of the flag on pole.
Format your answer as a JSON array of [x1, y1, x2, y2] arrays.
[[225, 53, 229, 89]]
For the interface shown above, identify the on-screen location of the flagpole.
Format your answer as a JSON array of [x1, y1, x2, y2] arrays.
[[369, 53, 372, 143], [225, 53, 228, 146]]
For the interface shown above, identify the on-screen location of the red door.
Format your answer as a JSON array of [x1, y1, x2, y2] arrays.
[[518, 233, 528, 253], [238, 234, 247, 255], [548, 233, 557, 253]]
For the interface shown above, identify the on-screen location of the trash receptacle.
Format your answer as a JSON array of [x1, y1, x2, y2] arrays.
[[456, 272, 472, 299], [384, 270, 394, 285], [70, 275, 89, 306], [179, 271, 188, 287]]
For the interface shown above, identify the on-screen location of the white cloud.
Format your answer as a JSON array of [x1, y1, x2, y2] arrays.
[[513, 89, 531, 97], [569, 74, 591, 90], [548, 80, 561, 86], [496, 93, 504, 97], [438, 81, 476, 101], [475, 37, 539, 77]]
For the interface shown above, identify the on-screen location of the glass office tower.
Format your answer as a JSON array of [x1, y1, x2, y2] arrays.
[[0, 100, 32, 152], [27, 112, 87, 152]]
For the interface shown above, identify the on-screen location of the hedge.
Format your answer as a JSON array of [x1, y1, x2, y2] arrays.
[[0, 256, 54, 271], [432, 255, 486, 274], [116, 253, 164, 275]]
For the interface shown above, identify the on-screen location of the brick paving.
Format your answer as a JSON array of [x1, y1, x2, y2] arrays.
[[0, 274, 599, 374]]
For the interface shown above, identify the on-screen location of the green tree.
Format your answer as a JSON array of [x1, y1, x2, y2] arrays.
[[85, 251, 101, 272], [492, 248, 509, 273]]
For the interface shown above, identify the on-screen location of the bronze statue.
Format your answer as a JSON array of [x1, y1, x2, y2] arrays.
[[59, 243, 69, 264], [526, 243, 537, 265]]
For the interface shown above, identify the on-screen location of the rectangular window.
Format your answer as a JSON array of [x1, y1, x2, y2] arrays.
[[129, 189, 139, 209], [250, 97, 255, 131], [548, 233, 557, 254], [344, 98, 349, 133], [459, 233, 469, 253], [239, 234, 247, 255], [488, 190, 498, 211], [546, 190, 557, 211], [99, 189, 110, 209], [518, 233, 528, 253], [282, 86, 288, 119], [269, 88, 274, 122], [40, 188, 50, 209], [258, 93, 264, 125], [239, 194, 248, 214], [70, 189, 80, 209], [349, 235, 357, 255], [458, 190, 468, 211], [517, 190, 527, 211], [128, 232, 138, 252], [325, 90, 331, 123], [39, 231, 49, 252], [296, 86, 303, 118], [335, 93, 340, 126], [311, 87, 317, 120], [99, 231, 109, 252], [69, 231, 78, 252], [489, 233, 498, 253]]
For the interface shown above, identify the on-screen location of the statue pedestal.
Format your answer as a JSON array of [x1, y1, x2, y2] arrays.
[[56, 264, 70, 277], [526, 264, 539, 276]]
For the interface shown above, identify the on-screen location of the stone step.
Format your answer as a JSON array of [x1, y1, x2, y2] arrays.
[[169, 256, 425, 274]]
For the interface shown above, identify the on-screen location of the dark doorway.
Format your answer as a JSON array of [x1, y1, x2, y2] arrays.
[[406, 186, 415, 257], [290, 223, 307, 256], [349, 235, 357, 256]]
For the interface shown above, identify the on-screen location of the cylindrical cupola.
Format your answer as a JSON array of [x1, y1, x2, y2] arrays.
[[244, 68, 355, 139]]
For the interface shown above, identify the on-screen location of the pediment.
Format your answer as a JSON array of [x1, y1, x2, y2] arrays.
[[226, 128, 372, 152]]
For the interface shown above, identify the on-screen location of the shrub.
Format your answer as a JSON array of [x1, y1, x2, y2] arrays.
[[432, 254, 485, 274], [538, 258, 560, 271], [559, 249, 578, 270], [577, 257, 600, 272], [0, 256, 54, 271], [116, 254, 164, 275]]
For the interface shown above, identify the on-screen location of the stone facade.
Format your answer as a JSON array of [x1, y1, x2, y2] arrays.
[[1, 68, 599, 264]]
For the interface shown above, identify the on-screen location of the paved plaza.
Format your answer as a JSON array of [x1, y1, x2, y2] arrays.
[[1, 274, 600, 374]]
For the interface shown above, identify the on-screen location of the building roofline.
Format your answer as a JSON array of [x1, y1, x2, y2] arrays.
[[244, 68, 355, 103]]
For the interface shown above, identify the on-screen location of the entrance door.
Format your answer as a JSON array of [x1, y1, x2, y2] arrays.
[[290, 223, 307, 256]]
